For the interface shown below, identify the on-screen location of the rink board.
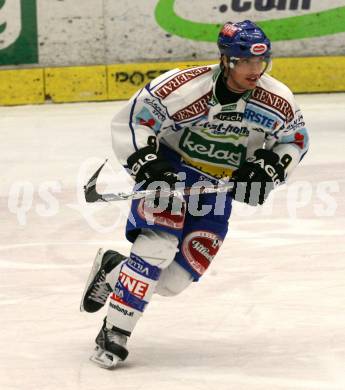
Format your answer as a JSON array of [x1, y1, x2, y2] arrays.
[[0, 68, 45, 105], [1, 1, 345, 67], [0, 56, 344, 105], [45, 66, 107, 103]]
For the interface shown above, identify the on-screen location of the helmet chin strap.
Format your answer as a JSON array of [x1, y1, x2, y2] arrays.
[[220, 55, 272, 92], [265, 59, 273, 73], [220, 55, 231, 83], [220, 56, 246, 93]]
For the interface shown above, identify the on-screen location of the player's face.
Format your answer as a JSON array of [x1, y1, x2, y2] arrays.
[[226, 56, 269, 92]]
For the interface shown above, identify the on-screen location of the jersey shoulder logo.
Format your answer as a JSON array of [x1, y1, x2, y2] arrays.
[[154, 67, 211, 100], [251, 87, 294, 122], [172, 91, 212, 122]]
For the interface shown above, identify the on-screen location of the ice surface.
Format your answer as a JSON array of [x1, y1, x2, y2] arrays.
[[0, 94, 344, 390]]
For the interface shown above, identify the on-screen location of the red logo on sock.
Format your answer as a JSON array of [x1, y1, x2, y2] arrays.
[[119, 271, 149, 299]]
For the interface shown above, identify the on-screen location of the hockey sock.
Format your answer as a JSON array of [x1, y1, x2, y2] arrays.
[[106, 253, 161, 335]]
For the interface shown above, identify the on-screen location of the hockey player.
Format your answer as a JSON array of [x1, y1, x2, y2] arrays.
[[80, 20, 309, 368]]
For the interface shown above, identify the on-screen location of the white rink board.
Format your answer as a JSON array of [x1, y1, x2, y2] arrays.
[[41, 0, 345, 64], [36, 0, 345, 63], [0, 94, 345, 390], [1, 0, 345, 67]]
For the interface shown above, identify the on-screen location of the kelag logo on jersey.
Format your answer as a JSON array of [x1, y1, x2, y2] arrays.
[[0, 0, 38, 65], [179, 129, 246, 167]]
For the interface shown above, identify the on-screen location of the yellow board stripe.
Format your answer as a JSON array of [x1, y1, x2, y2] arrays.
[[45, 65, 107, 103], [0, 57, 344, 105], [271, 57, 345, 93], [0, 68, 44, 105]]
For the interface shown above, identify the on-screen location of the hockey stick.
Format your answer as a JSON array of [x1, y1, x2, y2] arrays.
[[84, 160, 235, 203]]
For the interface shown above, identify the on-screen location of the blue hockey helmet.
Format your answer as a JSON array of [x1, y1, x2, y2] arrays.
[[217, 20, 271, 59]]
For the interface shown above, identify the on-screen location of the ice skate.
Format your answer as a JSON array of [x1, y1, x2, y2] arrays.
[[90, 320, 129, 369], [80, 248, 126, 313]]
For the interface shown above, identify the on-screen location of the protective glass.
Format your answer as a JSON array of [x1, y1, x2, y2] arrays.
[[229, 56, 272, 74]]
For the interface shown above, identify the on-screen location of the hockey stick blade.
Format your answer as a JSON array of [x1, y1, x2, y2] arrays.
[[84, 160, 234, 203], [84, 159, 109, 202]]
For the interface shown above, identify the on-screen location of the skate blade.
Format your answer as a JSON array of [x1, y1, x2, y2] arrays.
[[80, 248, 104, 312], [90, 346, 120, 369]]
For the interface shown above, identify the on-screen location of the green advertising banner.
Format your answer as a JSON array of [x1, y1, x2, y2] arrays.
[[155, 0, 345, 42], [0, 0, 38, 66]]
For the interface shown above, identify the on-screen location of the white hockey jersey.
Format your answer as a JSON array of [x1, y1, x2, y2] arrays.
[[111, 64, 309, 180]]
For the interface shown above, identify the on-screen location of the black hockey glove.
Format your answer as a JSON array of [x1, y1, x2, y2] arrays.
[[127, 137, 179, 188], [232, 149, 285, 206], [127, 137, 183, 213]]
